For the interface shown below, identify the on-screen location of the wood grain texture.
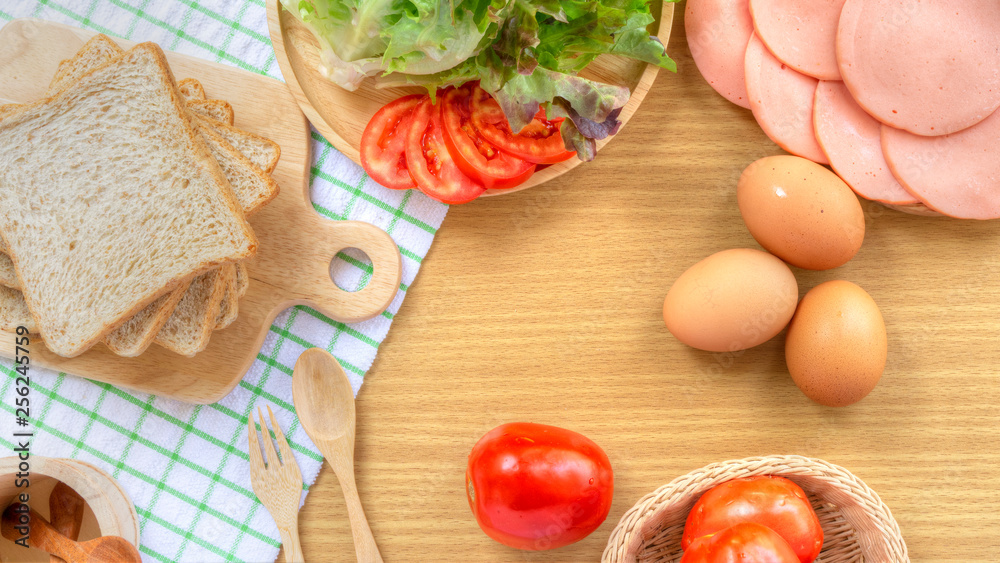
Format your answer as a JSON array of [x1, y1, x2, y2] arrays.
[[249, 407, 305, 563], [293, 349, 383, 563], [266, 0, 674, 196], [0, 506, 140, 563], [0, 20, 402, 403], [0, 457, 139, 563], [292, 8, 1000, 563], [49, 481, 86, 563]]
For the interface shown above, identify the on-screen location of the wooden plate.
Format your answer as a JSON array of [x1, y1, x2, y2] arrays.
[[0, 20, 402, 404], [0, 456, 140, 562], [266, 0, 675, 196]]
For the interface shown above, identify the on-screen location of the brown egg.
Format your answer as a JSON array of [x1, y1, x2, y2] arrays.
[[738, 155, 865, 270], [663, 249, 798, 352], [785, 281, 887, 407]]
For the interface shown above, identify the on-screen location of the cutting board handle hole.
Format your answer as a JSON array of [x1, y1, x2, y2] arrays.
[[329, 248, 373, 292]]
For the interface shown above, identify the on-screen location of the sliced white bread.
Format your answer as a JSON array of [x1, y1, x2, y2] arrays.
[[177, 77, 207, 101], [197, 121, 279, 215], [47, 34, 124, 95], [43, 37, 277, 214], [156, 265, 232, 356], [47, 39, 276, 178], [0, 104, 20, 119], [39, 40, 272, 355], [172, 77, 280, 173], [0, 39, 121, 293], [0, 286, 35, 334], [27, 37, 241, 357], [214, 262, 249, 331], [235, 262, 249, 298], [199, 116, 281, 174], [0, 254, 17, 290], [178, 81, 241, 336], [214, 264, 240, 330], [103, 281, 191, 356], [1, 39, 269, 353], [0, 43, 257, 357], [188, 99, 234, 125], [41, 37, 191, 356], [51, 38, 212, 356]]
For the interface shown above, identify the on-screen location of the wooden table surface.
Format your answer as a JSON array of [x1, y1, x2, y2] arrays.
[[293, 8, 1000, 563]]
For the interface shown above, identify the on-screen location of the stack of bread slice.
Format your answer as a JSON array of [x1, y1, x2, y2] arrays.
[[0, 35, 281, 358]]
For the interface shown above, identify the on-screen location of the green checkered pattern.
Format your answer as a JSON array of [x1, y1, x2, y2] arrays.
[[0, 2, 448, 561]]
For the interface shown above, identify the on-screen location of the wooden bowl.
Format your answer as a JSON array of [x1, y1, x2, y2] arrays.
[[603, 455, 907, 563], [266, 0, 675, 196], [0, 456, 139, 562]]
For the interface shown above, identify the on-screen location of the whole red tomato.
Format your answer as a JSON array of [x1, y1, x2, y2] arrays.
[[466, 422, 613, 551], [682, 476, 823, 563], [680, 522, 800, 563]]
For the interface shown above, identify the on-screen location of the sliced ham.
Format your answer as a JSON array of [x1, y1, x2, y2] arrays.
[[749, 0, 845, 81], [882, 109, 1000, 220], [837, 0, 1000, 137], [685, 0, 754, 108], [744, 34, 828, 164], [813, 81, 916, 205]]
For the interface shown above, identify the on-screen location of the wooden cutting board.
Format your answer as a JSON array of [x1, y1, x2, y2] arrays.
[[0, 20, 402, 404]]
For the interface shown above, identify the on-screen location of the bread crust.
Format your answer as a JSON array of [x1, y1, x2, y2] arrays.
[[198, 115, 282, 174], [104, 282, 191, 357], [214, 263, 240, 330], [0, 38, 278, 357], [196, 121, 280, 215], [177, 78, 207, 101], [188, 99, 235, 125], [155, 267, 231, 356], [46, 34, 125, 96], [0, 43, 257, 356]]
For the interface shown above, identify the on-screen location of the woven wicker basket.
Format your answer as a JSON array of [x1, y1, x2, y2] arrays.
[[603, 455, 907, 563]]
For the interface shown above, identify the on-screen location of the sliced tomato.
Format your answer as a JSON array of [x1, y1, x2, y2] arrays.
[[360, 94, 425, 190], [470, 86, 576, 164], [404, 96, 485, 204], [441, 86, 536, 190]]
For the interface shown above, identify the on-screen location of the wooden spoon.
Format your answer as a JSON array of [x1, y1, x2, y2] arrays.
[[49, 482, 86, 563], [292, 348, 383, 563], [1, 504, 140, 563]]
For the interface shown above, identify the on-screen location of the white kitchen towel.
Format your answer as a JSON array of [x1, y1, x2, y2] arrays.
[[0, 2, 448, 561]]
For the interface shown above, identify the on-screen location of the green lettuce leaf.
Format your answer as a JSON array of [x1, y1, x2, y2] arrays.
[[283, 0, 677, 157], [282, 0, 502, 89]]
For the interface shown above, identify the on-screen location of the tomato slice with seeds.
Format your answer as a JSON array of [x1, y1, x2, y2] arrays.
[[470, 86, 576, 164], [441, 86, 536, 190], [360, 94, 425, 190], [404, 96, 486, 204]]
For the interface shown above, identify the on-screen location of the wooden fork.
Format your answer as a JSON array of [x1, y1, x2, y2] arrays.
[[248, 405, 305, 563]]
